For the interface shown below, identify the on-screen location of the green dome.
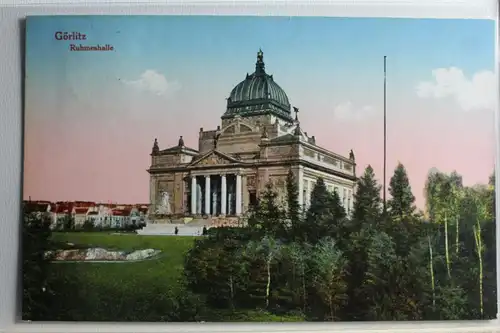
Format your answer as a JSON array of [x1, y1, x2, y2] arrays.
[[222, 50, 293, 122]]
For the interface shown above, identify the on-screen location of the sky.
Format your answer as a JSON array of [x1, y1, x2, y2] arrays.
[[24, 16, 496, 208]]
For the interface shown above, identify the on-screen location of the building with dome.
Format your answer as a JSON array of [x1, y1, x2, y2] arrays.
[[147, 50, 357, 223]]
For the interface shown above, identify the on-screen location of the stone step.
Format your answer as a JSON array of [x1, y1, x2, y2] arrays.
[[137, 224, 204, 236], [138, 216, 242, 236]]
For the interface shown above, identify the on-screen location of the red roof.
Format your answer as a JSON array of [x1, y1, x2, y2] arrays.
[[23, 200, 151, 213], [24, 202, 50, 213], [103, 204, 117, 209], [54, 204, 73, 214], [112, 209, 131, 216], [74, 207, 89, 214], [73, 201, 96, 206]]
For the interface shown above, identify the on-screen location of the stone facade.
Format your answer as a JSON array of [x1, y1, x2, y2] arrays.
[[147, 51, 357, 219]]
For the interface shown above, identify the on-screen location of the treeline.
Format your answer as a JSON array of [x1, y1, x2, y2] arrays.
[[21, 164, 496, 322], [184, 164, 497, 321], [52, 217, 144, 232]]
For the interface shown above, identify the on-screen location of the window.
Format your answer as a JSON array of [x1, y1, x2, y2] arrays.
[[249, 192, 258, 207]]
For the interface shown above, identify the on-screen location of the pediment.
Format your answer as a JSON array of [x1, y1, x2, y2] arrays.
[[189, 150, 240, 167]]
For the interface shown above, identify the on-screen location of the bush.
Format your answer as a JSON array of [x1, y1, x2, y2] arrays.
[[22, 212, 54, 320]]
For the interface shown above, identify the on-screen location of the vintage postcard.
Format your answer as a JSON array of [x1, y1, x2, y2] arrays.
[[22, 15, 496, 322]]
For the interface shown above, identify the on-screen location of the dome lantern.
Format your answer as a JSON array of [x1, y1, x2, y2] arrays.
[[255, 48, 265, 76]]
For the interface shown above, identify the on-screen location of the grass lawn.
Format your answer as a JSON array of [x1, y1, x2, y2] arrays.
[[51, 232, 196, 288], [48, 232, 305, 322]]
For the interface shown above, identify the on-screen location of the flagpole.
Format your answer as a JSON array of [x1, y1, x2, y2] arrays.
[[383, 55, 387, 213]]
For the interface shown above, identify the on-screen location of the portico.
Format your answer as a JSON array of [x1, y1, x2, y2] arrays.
[[189, 173, 242, 216]]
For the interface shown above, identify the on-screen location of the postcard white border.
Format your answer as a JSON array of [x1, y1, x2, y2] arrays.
[[0, 0, 499, 332]]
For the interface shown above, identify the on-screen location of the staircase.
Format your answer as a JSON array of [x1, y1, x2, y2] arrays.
[[136, 216, 243, 236], [136, 223, 203, 236]]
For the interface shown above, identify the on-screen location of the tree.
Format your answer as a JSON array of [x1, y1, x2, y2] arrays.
[[388, 163, 416, 221], [63, 213, 75, 231], [22, 210, 54, 320], [387, 163, 419, 256], [435, 285, 467, 320], [468, 185, 490, 318], [284, 242, 309, 312], [215, 237, 248, 309], [247, 182, 286, 238], [448, 172, 464, 255], [351, 165, 382, 230], [360, 231, 400, 320], [425, 170, 455, 278], [454, 182, 496, 319], [483, 173, 496, 319], [472, 223, 484, 317], [183, 230, 252, 309], [244, 235, 283, 308], [424, 169, 445, 221], [425, 170, 464, 282], [394, 230, 437, 320], [307, 178, 330, 217], [340, 167, 383, 320], [286, 169, 301, 230], [488, 172, 495, 217], [331, 190, 347, 222], [304, 178, 329, 243], [303, 178, 346, 244], [427, 231, 436, 312], [178, 162, 496, 321], [310, 238, 348, 321], [82, 219, 95, 231]]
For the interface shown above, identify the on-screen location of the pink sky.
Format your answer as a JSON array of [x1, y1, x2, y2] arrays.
[[23, 17, 496, 210], [23, 87, 495, 209]]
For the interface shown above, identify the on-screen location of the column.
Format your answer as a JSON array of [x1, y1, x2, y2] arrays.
[[149, 177, 156, 210], [235, 174, 242, 215], [204, 175, 211, 215], [298, 166, 304, 209], [227, 185, 233, 215], [221, 175, 227, 215], [212, 179, 218, 215], [190, 175, 197, 215], [197, 184, 202, 214], [306, 180, 311, 208]]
